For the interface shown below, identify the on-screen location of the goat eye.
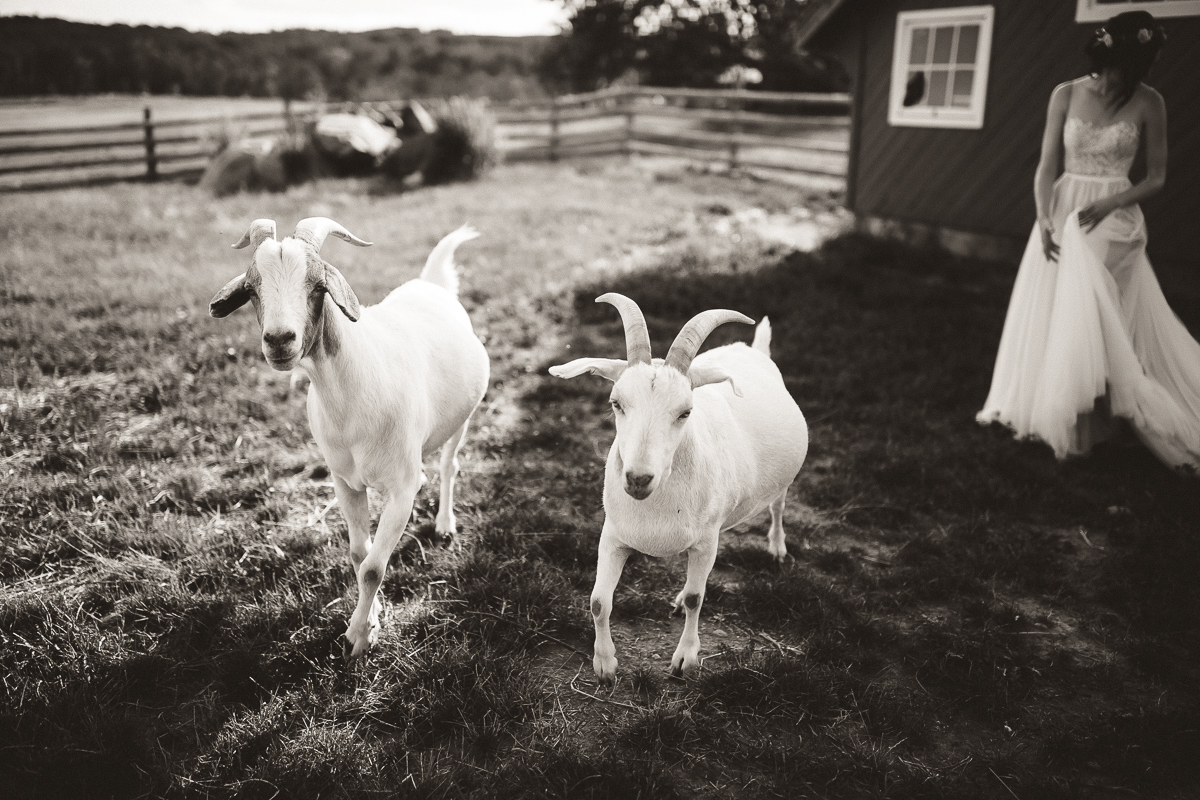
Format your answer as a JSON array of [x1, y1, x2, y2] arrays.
[[678, 410, 691, 421], [611, 400, 623, 414]]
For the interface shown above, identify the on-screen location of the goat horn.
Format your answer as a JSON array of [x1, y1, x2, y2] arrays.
[[596, 293, 652, 365], [231, 219, 277, 250], [664, 309, 754, 374], [291, 218, 373, 251]]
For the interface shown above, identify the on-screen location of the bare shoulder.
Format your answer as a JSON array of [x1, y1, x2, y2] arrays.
[[1052, 79, 1079, 100], [1135, 83, 1166, 113], [1047, 79, 1075, 113]]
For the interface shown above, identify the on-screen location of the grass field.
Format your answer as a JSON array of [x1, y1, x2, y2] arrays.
[[2, 159, 1198, 799]]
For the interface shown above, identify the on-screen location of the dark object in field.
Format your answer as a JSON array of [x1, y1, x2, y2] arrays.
[[199, 98, 493, 194], [312, 113, 399, 176], [418, 97, 498, 185], [314, 102, 439, 180]]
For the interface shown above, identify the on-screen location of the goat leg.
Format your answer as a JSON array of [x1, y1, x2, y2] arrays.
[[344, 473, 421, 660], [670, 539, 718, 678], [434, 418, 472, 548], [591, 532, 631, 687]]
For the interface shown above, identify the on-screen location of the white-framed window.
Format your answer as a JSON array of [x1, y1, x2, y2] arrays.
[[888, 5, 994, 130], [1077, 1, 1200, 22]]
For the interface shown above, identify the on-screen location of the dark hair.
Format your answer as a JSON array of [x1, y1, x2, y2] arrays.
[[1085, 11, 1166, 109]]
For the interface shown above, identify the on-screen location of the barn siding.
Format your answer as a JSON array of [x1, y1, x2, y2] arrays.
[[1138, 17, 1200, 268], [807, 0, 1200, 268]]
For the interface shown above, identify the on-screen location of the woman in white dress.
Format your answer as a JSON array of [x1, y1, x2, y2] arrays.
[[977, 11, 1200, 473]]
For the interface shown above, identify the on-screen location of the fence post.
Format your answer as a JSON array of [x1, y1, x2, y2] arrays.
[[549, 97, 560, 162], [729, 88, 743, 171], [623, 92, 635, 159], [143, 107, 158, 181]]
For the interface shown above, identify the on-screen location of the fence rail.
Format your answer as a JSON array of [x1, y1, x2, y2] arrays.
[[0, 87, 849, 191], [0, 102, 313, 190], [495, 86, 849, 181]]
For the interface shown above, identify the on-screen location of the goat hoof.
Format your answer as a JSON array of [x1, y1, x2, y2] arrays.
[[342, 627, 376, 662]]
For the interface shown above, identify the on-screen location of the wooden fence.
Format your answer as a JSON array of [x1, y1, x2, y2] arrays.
[[0, 87, 849, 191], [494, 86, 850, 182], [0, 103, 310, 191]]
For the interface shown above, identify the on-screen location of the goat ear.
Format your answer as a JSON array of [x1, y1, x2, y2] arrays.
[[322, 264, 361, 322], [689, 364, 741, 397], [549, 358, 628, 383], [209, 273, 252, 318]]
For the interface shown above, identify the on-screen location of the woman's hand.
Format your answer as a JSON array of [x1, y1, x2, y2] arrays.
[[1039, 217, 1059, 262], [1078, 198, 1118, 232]]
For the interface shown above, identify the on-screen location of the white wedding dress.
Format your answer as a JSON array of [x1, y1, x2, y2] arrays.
[[977, 117, 1200, 472]]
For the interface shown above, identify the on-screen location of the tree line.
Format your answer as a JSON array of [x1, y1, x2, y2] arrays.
[[0, 16, 550, 101], [0, 4, 846, 101]]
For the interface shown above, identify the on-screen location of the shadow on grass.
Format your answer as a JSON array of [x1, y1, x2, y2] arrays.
[[553, 231, 1200, 796], [574, 232, 1200, 663]]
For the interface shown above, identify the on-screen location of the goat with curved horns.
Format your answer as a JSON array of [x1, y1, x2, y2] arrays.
[[210, 218, 490, 659], [550, 293, 808, 685]]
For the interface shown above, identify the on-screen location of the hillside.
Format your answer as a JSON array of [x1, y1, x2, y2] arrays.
[[0, 16, 552, 101]]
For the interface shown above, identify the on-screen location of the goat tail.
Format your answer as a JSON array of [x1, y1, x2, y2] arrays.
[[752, 316, 772, 357], [419, 224, 480, 297]]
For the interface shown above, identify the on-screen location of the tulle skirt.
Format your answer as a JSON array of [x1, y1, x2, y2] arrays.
[[977, 172, 1200, 472]]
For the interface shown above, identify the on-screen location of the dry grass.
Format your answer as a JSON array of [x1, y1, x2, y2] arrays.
[[1, 160, 1198, 799]]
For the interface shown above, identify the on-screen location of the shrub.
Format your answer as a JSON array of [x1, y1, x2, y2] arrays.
[[422, 97, 498, 185]]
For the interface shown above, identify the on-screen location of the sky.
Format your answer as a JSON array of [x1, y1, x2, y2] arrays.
[[0, 0, 570, 36]]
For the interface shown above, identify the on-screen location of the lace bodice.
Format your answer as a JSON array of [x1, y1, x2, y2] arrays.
[[1063, 117, 1138, 178]]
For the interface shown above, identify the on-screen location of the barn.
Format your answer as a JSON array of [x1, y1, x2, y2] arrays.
[[798, 0, 1200, 290]]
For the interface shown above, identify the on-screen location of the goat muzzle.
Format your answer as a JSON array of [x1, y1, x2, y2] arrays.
[[624, 470, 656, 500]]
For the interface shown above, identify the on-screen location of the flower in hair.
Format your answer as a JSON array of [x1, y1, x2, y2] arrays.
[[1100, 30, 1113, 48], [1137, 28, 1152, 44]]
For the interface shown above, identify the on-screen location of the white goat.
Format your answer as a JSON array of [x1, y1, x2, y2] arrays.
[[209, 218, 489, 659], [550, 293, 807, 685]]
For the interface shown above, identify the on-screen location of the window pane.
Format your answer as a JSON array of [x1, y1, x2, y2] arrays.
[[932, 26, 955, 64], [928, 69, 949, 106], [951, 70, 975, 106], [909, 27, 930, 65], [956, 25, 980, 64]]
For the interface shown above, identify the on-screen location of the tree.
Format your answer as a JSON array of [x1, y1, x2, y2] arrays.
[[540, 0, 846, 93]]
